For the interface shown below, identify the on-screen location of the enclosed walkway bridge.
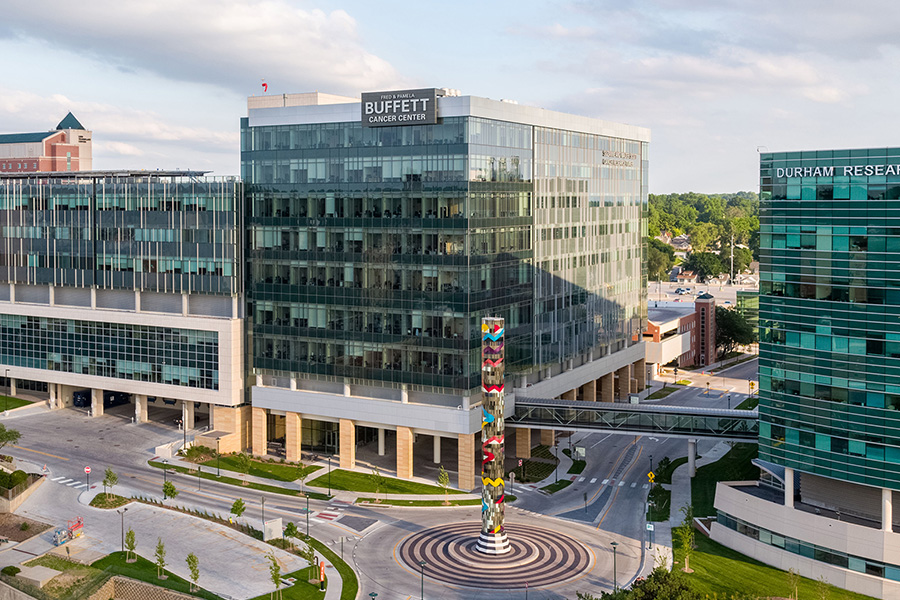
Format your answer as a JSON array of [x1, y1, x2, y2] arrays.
[[510, 397, 758, 442]]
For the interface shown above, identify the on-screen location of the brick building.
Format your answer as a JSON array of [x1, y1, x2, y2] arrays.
[[0, 113, 92, 173]]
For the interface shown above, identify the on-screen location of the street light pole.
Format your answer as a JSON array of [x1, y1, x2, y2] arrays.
[[306, 494, 310, 539], [4, 369, 8, 412], [216, 437, 221, 477], [419, 560, 426, 600], [261, 496, 266, 528], [162, 459, 168, 499], [118, 507, 128, 552], [649, 454, 653, 475], [610, 541, 619, 591], [328, 456, 332, 496]]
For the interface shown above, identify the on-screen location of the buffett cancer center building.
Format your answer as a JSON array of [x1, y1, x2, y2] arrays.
[[241, 88, 649, 489]]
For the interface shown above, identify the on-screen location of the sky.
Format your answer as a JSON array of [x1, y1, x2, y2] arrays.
[[1, 0, 898, 193]]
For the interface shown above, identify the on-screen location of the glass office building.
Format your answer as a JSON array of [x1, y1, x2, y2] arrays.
[[710, 149, 900, 599], [242, 92, 648, 401], [758, 148, 900, 488], [0, 171, 245, 421]]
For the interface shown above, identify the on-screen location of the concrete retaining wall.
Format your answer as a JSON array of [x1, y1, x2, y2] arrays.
[[0, 580, 36, 600], [87, 576, 198, 600]]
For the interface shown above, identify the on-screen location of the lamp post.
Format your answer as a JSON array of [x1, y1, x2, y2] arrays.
[[4, 369, 9, 412], [162, 459, 168, 499], [216, 437, 221, 477], [306, 494, 310, 539], [176, 418, 186, 453], [197, 464, 201, 490], [328, 456, 332, 496], [261, 496, 266, 528], [554, 441, 558, 483], [117, 507, 128, 552], [610, 541, 619, 591], [369, 593, 377, 600], [419, 560, 426, 600]]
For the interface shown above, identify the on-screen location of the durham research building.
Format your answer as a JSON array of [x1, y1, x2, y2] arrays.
[[240, 88, 649, 489]]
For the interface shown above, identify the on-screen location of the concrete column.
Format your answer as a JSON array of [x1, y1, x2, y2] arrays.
[[883, 488, 894, 532], [135, 395, 148, 423], [634, 358, 647, 391], [251, 407, 267, 456], [91, 389, 103, 417], [183, 402, 195, 430], [457, 432, 476, 491], [343, 382, 350, 396], [516, 428, 531, 459], [285, 412, 302, 463], [290, 378, 297, 391], [401, 384, 409, 404], [600, 372, 614, 402], [583, 379, 597, 402], [134, 290, 141, 313], [255, 374, 263, 387], [48, 385, 56, 409], [182, 293, 189, 316], [397, 426, 414, 479], [90, 287, 96, 309], [433, 435, 441, 464], [784, 467, 794, 508], [377, 428, 386, 456], [8, 377, 15, 397], [562, 388, 576, 401], [339, 419, 356, 470], [541, 429, 555, 446], [616, 365, 631, 401], [688, 439, 697, 478]]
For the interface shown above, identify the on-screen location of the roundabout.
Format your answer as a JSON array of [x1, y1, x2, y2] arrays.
[[397, 522, 594, 589]]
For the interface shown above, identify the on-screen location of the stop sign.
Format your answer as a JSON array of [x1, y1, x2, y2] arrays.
[[84, 466, 91, 474]]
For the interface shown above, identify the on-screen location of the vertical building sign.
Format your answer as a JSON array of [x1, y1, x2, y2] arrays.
[[478, 317, 510, 554]]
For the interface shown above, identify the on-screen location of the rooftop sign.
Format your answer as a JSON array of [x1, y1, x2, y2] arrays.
[[361, 88, 438, 127], [776, 164, 900, 178]]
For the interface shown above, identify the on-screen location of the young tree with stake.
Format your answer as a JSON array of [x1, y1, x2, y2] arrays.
[[124, 528, 137, 563], [231, 498, 246, 523], [437, 465, 450, 505], [103, 467, 118, 501], [186, 553, 200, 592], [154, 538, 167, 579]]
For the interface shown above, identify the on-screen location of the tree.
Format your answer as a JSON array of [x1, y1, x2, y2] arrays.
[[715, 306, 756, 358], [186, 552, 200, 592], [371, 467, 386, 503], [267, 552, 283, 600], [816, 574, 832, 600], [0, 425, 21, 453], [154, 538, 167, 579], [682, 251, 724, 282], [687, 222, 719, 253], [437, 465, 450, 506], [162, 481, 178, 501], [236, 453, 252, 484], [787, 567, 801, 600], [647, 238, 675, 281], [299, 541, 317, 583], [675, 505, 695, 573], [102, 467, 118, 501], [124, 528, 137, 563], [231, 498, 246, 523], [284, 521, 300, 550], [296, 466, 309, 496]]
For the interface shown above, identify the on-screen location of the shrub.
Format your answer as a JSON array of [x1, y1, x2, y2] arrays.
[[1, 566, 20, 576], [8, 470, 27, 489], [19, 522, 29, 532]]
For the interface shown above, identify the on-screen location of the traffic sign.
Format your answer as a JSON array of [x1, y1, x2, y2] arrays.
[[646, 523, 655, 531], [648, 471, 655, 483], [84, 466, 91, 475], [518, 459, 523, 467]]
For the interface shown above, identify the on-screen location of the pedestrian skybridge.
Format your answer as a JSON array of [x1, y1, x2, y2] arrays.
[[509, 398, 758, 441]]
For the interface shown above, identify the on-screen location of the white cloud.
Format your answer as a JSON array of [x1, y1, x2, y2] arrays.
[[3, 1, 411, 96]]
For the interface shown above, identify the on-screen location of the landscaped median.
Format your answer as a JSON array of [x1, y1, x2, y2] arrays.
[[148, 460, 331, 500], [306, 469, 465, 495], [198, 455, 321, 483]]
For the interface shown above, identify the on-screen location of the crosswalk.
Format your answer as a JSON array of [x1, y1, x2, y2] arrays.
[[50, 476, 87, 489], [311, 499, 351, 525]]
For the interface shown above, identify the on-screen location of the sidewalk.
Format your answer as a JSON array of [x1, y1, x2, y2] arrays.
[[650, 440, 730, 574]]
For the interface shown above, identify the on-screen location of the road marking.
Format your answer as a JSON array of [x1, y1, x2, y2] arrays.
[[630, 482, 637, 488], [66, 481, 82, 487], [51, 476, 64, 482], [75, 484, 86, 489], [642, 484, 649, 489], [11, 445, 69, 461], [57, 479, 72, 485], [601, 479, 608, 485], [590, 433, 613, 449], [578, 477, 585, 482], [317, 512, 340, 521], [618, 481, 625, 487], [590, 478, 597, 484]]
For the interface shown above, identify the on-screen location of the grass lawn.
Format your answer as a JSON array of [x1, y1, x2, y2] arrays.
[[562, 448, 586, 475], [646, 385, 682, 400], [199, 456, 321, 483], [675, 379, 692, 386], [356, 497, 481, 507], [735, 395, 760, 410], [647, 487, 671, 521], [691, 443, 759, 517], [92, 551, 221, 599], [540, 479, 572, 494], [673, 530, 876, 600], [89, 493, 132, 509], [655, 456, 688, 485], [148, 461, 331, 501], [302, 533, 358, 600], [246, 567, 324, 600], [22, 555, 108, 599], [0, 395, 33, 410], [530, 444, 556, 460], [307, 469, 463, 495]]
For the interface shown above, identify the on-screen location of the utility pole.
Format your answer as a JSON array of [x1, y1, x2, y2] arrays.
[[730, 233, 735, 285]]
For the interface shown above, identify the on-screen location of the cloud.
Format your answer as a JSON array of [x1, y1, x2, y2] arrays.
[[97, 141, 144, 157], [2, 1, 411, 97]]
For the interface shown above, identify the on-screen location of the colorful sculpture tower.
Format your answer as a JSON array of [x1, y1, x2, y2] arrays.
[[477, 317, 510, 554]]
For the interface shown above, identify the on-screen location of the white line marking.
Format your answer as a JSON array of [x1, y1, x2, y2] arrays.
[[66, 481, 81, 487], [57, 479, 72, 485], [618, 481, 626, 487], [75, 484, 86, 489], [578, 477, 585, 482], [630, 482, 637, 488], [590, 433, 614, 449], [590, 478, 597, 484], [642, 484, 649, 489], [601, 479, 608, 485], [51, 476, 64, 482]]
